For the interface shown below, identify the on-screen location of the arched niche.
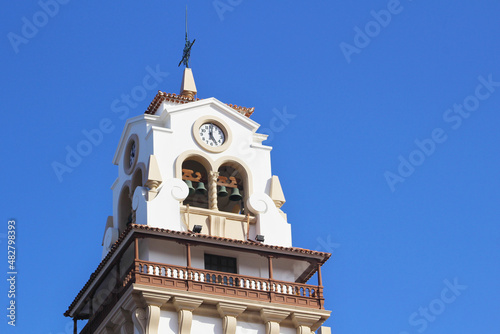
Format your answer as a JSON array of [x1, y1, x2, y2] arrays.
[[216, 161, 250, 214], [181, 158, 209, 209], [131, 166, 144, 195], [118, 183, 132, 234]]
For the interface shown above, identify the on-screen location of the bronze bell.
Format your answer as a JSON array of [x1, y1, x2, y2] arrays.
[[229, 187, 242, 201], [195, 181, 207, 195], [218, 185, 228, 197], [184, 180, 195, 196]]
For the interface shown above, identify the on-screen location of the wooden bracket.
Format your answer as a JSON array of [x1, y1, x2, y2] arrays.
[[182, 169, 202, 182], [217, 176, 238, 188]]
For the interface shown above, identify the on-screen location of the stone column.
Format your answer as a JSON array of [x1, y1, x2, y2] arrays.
[[260, 309, 290, 334], [209, 171, 219, 210], [291, 313, 321, 334], [217, 302, 247, 334], [172, 297, 203, 334]]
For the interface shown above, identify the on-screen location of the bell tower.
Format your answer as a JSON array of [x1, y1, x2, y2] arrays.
[[64, 22, 332, 334]]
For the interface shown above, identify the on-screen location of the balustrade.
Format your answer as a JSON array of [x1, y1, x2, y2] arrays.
[[133, 260, 323, 306]]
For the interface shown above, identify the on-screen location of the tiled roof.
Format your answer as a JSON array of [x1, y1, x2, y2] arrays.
[[145, 91, 255, 117], [65, 224, 330, 317], [133, 224, 331, 259]]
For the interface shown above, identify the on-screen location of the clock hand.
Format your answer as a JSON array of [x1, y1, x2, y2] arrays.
[[209, 125, 217, 142]]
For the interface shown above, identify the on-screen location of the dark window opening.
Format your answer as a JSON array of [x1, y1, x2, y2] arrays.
[[204, 254, 237, 274], [182, 160, 208, 209]]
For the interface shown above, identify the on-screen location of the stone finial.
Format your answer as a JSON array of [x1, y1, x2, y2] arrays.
[[145, 155, 162, 200], [269, 175, 286, 208], [180, 68, 197, 98]]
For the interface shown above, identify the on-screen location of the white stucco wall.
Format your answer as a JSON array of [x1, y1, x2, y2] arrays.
[[105, 97, 294, 257], [139, 239, 311, 283], [236, 321, 266, 334], [191, 314, 223, 334], [144, 239, 186, 266], [158, 310, 178, 333], [273, 257, 311, 283], [280, 326, 297, 334]]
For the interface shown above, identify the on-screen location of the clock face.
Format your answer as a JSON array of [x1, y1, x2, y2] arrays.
[[199, 123, 225, 147], [129, 141, 136, 168]]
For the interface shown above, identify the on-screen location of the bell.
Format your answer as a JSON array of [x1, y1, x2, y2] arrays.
[[229, 187, 242, 201], [218, 185, 228, 197], [195, 181, 207, 195], [184, 180, 195, 196]]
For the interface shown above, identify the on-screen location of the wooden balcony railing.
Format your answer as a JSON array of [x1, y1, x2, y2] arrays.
[[134, 260, 324, 309]]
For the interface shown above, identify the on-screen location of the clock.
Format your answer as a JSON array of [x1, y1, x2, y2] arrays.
[[129, 141, 136, 168], [123, 134, 139, 174], [199, 123, 225, 147], [192, 117, 232, 153]]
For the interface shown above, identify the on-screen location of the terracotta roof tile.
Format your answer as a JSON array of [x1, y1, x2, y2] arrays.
[[145, 91, 255, 117]]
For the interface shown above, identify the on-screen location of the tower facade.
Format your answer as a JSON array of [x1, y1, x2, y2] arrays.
[[65, 69, 332, 334]]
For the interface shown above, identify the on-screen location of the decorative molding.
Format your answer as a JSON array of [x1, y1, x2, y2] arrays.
[[266, 321, 280, 334], [145, 155, 162, 201], [123, 134, 140, 175], [172, 297, 203, 334], [213, 155, 254, 196], [192, 116, 233, 153], [260, 309, 290, 334], [260, 309, 290, 323], [296, 326, 312, 334], [269, 175, 286, 209], [175, 150, 216, 179], [217, 302, 247, 318], [146, 305, 161, 334], [141, 292, 170, 307], [291, 313, 321, 334], [179, 205, 256, 223], [132, 307, 147, 334], [130, 292, 170, 334], [222, 315, 237, 334], [172, 296, 203, 311], [217, 302, 247, 334]]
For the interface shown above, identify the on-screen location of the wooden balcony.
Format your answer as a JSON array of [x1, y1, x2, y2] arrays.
[[69, 225, 330, 334], [81, 259, 324, 334], [134, 260, 324, 309]]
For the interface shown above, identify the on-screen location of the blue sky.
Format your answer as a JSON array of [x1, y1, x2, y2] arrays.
[[1, 0, 499, 333]]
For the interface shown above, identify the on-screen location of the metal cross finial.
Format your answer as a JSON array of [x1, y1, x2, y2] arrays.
[[178, 6, 196, 68]]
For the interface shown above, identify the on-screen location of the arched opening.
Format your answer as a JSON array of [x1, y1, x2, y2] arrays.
[[118, 185, 132, 234], [131, 168, 143, 195], [182, 159, 209, 209], [217, 164, 247, 214]]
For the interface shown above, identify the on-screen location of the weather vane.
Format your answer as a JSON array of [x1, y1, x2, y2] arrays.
[[178, 6, 196, 68]]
